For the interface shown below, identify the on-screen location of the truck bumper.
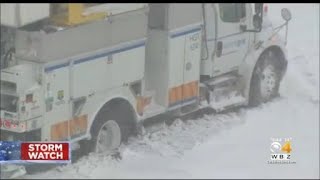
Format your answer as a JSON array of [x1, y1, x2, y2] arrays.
[[0, 164, 26, 179]]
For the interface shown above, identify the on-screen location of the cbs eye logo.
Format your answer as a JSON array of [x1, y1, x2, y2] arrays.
[[270, 141, 292, 154]]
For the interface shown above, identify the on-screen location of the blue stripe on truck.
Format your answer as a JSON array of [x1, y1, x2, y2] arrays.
[[74, 41, 146, 65], [44, 25, 202, 73], [44, 62, 70, 72], [44, 40, 146, 73], [170, 26, 202, 38]]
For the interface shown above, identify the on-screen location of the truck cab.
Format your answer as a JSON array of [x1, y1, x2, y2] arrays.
[[201, 3, 252, 77]]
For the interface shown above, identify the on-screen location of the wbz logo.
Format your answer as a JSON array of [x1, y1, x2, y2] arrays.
[[270, 138, 292, 161]]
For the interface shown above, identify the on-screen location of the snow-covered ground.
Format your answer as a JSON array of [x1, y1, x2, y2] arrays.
[[27, 4, 319, 179]]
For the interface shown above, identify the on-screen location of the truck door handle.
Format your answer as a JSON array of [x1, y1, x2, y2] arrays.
[[216, 41, 223, 57], [240, 24, 247, 31]]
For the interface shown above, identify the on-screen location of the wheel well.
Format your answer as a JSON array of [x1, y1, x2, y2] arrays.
[[248, 45, 287, 106], [92, 98, 138, 137], [257, 46, 287, 75], [251, 46, 287, 81], [78, 98, 137, 155]]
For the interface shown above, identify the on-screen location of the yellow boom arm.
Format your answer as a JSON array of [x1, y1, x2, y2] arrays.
[[51, 3, 108, 26]]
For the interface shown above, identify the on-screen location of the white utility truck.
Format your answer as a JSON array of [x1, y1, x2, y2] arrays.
[[0, 3, 291, 178]]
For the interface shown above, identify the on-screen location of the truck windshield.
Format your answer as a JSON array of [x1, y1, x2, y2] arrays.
[[0, 94, 18, 113]]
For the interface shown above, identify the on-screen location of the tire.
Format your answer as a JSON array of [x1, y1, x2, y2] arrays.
[[91, 119, 121, 154], [249, 51, 282, 106], [86, 103, 134, 154]]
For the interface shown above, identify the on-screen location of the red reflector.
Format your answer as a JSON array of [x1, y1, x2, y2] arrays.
[[4, 119, 11, 128]]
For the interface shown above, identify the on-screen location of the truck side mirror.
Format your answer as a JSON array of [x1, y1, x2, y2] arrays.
[[253, 3, 263, 32], [240, 24, 247, 32], [253, 14, 262, 30], [255, 3, 263, 14], [281, 8, 292, 22], [241, 3, 263, 32]]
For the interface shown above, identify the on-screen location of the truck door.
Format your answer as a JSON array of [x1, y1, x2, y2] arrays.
[[212, 3, 250, 76]]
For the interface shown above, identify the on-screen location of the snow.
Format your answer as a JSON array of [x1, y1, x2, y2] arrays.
[[26, 3, 319, 179]]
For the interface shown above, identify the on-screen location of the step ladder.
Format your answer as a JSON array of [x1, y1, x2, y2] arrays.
[[210, 90, 246, 112], [203, 72, 247, 112]]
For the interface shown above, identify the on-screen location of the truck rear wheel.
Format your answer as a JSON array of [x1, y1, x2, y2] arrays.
[[94, 119, 121, 153], [249, 51, 282, 106], [86, 101, 135, 155]]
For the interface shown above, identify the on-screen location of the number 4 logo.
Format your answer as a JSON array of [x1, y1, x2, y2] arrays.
[[281, 141, 292, 153]]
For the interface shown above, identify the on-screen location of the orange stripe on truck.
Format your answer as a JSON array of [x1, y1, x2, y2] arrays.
[[136, 95, 152, 116], [169, 86, 183, 105], [51, 114, 88, 141], [169, 80, 199, 106], [51, 121, 69, 141]]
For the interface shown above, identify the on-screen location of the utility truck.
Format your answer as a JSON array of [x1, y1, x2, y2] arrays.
[[0, 3, 292, 178]]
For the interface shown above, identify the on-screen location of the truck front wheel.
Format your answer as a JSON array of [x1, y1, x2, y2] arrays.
[[249, 51, 282, 106]]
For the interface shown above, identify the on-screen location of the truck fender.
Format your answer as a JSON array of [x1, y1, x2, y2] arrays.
[[87, 96, 139, 140], [238, 44, 287, 104]]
